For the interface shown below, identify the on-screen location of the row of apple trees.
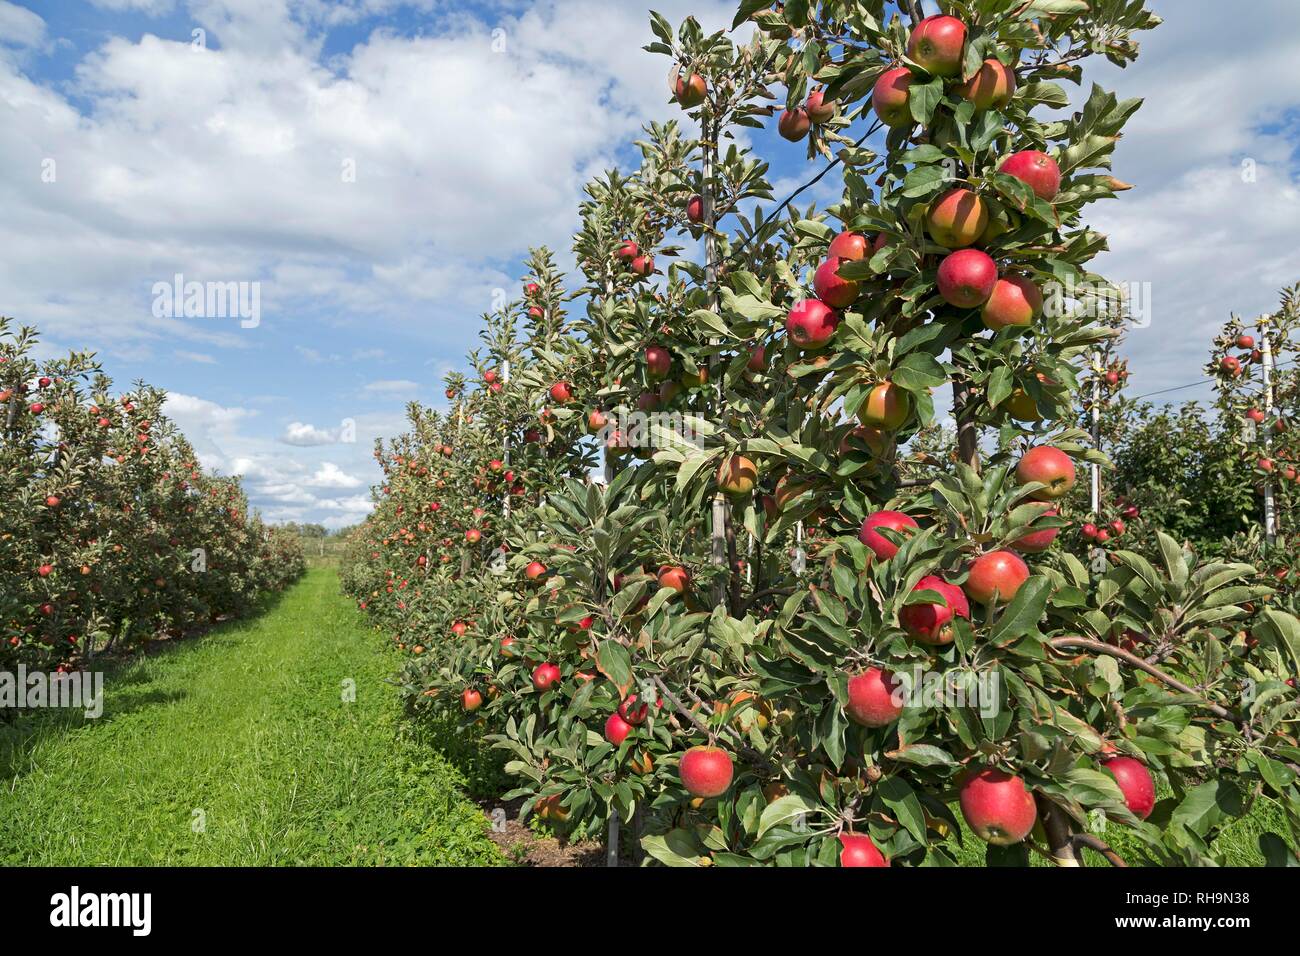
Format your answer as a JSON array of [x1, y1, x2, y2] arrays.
[[341, 0, 1300, 865], [1, 319, 306, 685]]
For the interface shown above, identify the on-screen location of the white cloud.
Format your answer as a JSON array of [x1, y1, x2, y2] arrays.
[[363, 378, 419, 396], [0, 2, 45, 49], [174, 349, 218, 364], [280, 420, 338, 446], [88, 0, 176, 13], [306, 461, 362, 489]]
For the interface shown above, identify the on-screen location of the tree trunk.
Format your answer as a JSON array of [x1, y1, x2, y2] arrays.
[[952, 379, 980, 472]]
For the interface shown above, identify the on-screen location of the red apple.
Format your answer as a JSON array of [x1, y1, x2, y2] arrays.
[[645, 345, 672, 378], [658, 565, 690, 594], [828, 230, 868, 261], [716, 454, 759, 496], [686, 194, 703, 223], [1013, 509, 1060, 554], [899, 576, 970, 645], [462, 688, 483, 712], [1102, 756, 1156, 820], [619, 694, 651, 725], [785, 299, 839, 349], [813, 258, 860, 308], [999, 150, 1062, 201], [839, 832, 889, 867], [937, 249, 998, 308], [959, 768, 1037, 845], [845, 667, 904, 727], [858, 382, 912, 431], [549, 381, 573, 403], [524, 561, 548, 581], [965, 551, 1030, 606], [605, 712, 633, 745], [532, 662, 561, 691], [927, 188, 988, 249], [806, 89, 836, 123], [872, 67, 914, 127], [464, 528, 481, 544], [957, 58, 1016, 110], [674, 72, 707, 107], [679, 746, 734, 798], [1016, 446, 1076, 500], [982, 275, 1043, 330], [778, 107, 811, 141], [858, 510, 919, 561], [616, 240, 639, 263], [630, 255, 655, 278], [907, 15, 967, 77]]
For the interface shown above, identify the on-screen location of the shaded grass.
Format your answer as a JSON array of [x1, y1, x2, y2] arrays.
[[0, 567, 503, 866]]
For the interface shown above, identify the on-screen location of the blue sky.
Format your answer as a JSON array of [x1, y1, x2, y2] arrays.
[[2, 0, 1299, 527]]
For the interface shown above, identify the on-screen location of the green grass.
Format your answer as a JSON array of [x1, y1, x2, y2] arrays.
[[0, 567, 503, 866]]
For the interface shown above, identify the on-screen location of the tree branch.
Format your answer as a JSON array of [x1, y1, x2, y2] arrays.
[[1071, 833, 1129, 867]]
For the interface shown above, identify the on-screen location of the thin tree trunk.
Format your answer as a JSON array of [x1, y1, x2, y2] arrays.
[[953, 379, 980, 472]]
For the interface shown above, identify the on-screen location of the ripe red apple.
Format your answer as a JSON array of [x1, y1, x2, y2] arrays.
[[982, 275, 1043, 330], [605, 712, 632, 745], [1102, 756, 1156, 820], [858, 510, 919, 560], [1236, 334, 1255, 349], [45, 495, 61, 508], [778, 107, 811, 141], [674, 72, 707, 107], [957, 58, 1016, 110], [872, 67, 914, 127], [927, 188, 988, 249], [785, 299, 839, 349], [524, 282, 541, 298], [658, 565, 690, 593], [839, 424, 888, 458], [999, 150, 1062, 201], [858, 382, 912, 431], [1219, 356, 1240, 376], [38, 564, 53, 577], [959, 768, 1037, 845], [29, 402, 44, 414], [1013, 509, 1060, 554], [813, 258, 859, 308], [616, 240, 639, 263], [630, 254, 655, 277], [746, 343, 767, 373], [899, 576, 969, 645], [679, 746, 734, 798], [839, 832, 889, 867], [965, 550, 1030, 606], [1016, 445, 1076, 500], [524, 561, 548, 581], [845, 667, 904, 727], [805, 89, 836, 123], [483, 369, 498, 384], [587, 408, 609, 433], [716, 454, 758, 496], [907, 14, 966, 77], [937, 249, 998, 308], [532, 662, 561, 691], [645, 345, 672, 378], [462, 688, 483, 712], [549, 381, 573, 403], [499, 636, 516, 656], [686, 194, 703, 223], [828, 230, 868, 261], [619, 694, 651, 725], [464, 528, 481, 544]]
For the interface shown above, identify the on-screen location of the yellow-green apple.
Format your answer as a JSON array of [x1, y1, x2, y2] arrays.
[[717, 454, 759, 496], [872, 67, 914, 127], [982, 275, 1043, 330], [927, 188, 988, 248], [858, 382, 912, 430]]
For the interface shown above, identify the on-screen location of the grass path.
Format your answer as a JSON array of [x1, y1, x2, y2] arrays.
[[0, 567, 503, 866]]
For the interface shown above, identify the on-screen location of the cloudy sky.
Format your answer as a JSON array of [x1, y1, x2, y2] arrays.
[[3, 0, 1298, 527]]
